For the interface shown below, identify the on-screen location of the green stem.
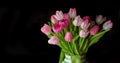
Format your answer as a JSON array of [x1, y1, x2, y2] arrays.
[[68, 43, 74, 55], [59, 49, 65, 63]]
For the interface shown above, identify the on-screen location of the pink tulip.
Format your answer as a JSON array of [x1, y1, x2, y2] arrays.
[[68, 8, 76, 18], [59, 19, 68, 28], [73, 15, 83, 26], [96, 15, 106, 25], [79, 30, 89, 38], [41, 24, 51, 35], [65, 32, 72, 42], [48, 36, 59, 45], [90, 25, 99, 35], [54, 11, 64, 20], [103, 20, 113, 30], [83, 16, 90, 21], [81, 20, 90, 30], [51, 15, 58, 24], [52, 23, 63, 33], [64, 13, 69, 20]]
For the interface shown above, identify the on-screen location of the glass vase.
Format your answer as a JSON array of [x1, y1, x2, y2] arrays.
[[61, 54, 88, 63]]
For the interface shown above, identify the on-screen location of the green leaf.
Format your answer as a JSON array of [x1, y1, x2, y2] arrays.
[[72, 35, 80, 55], [82, 39, 88, 53], [59, 50, 65, 63], [58, 50, 64, 63], [79, 38, 85, 51], [58, 43, 72, 55], [88, 30, 108, 47]]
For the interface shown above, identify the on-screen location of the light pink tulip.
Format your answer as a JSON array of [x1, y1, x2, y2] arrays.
[[79, 30, 89, 38], [54, 11, 64, 20], [48, 36, 59, 45], [81, 20, 90, 30], [73, 15, 83, 26], [41, 24, 51, 35], [96, 15, 106, 24], [59, 19, 68, 28], [90, 25, 99, 35], [52, 23, 63, 33], [103, 20, 113, 30], [68, 8, 76, 18], [65, 32, 72, 42], [51, 15, 58, 24]]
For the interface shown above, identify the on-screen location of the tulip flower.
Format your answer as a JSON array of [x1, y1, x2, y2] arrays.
[[41, 24, 51, 35], [96, 15, 106, 25], [54, 11, 64, 20], [65, 32, 72, 42], [64, 13, 69, 20], [51, 15, 58, 24], [68, 8, 76, 18], [90, 25, 99, 35], [52, 23, 63, 33], [79, 30, 89, 38], [59, 19, 68, 28], [81, 20, 90, 30], [103, 20, 113, 30], [73, 16, 83, 26], [83, 16, 90, 21], [48, 36, 59, 45]]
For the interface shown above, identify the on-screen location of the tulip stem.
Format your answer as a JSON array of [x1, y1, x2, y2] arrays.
[[68, 43, 74, 55]]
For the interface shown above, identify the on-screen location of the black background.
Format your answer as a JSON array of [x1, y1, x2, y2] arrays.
[[0, 0, 120, 63]]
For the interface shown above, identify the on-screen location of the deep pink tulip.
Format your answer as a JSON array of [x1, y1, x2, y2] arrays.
[[83, 16, 90, 21], [90, 25, 99, 35], [41, 24, 51, 35], [64, 32, 72, 42], [48, 36, 59, 45], [59, 19, 68, 28], [52, 23, 63, 33]]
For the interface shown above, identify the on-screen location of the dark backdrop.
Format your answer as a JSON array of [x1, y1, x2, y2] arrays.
[[0, 0, 120, 63]]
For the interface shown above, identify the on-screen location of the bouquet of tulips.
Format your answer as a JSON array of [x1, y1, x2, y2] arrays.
[[40, 8, 113, 63]]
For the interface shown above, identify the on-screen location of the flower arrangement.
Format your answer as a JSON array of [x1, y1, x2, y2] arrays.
[[40, 8, 113, 63]]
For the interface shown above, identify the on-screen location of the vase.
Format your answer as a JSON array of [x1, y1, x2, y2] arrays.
[[61, 53, 88, 63]]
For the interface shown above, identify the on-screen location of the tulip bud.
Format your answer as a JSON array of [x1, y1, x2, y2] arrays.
[[59, 19, 68, 28], [103, 20, 113, 30], [65, 32, 72, 42], [64, 13, 69, 20], [54, 11, 64, 20], [41, 24, 51, 35], [52, 23, 63, 33], [68, 8, 76, 18], [96, 15, 106, 25], [51, 15, 58, 24], [81, 20, 90, 30], [90, 25, 99, 35], [73, 16, 83, 26], [83, 16, 90, 21], [48, 36, 59, 45], [79, 30, 89, 38]]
